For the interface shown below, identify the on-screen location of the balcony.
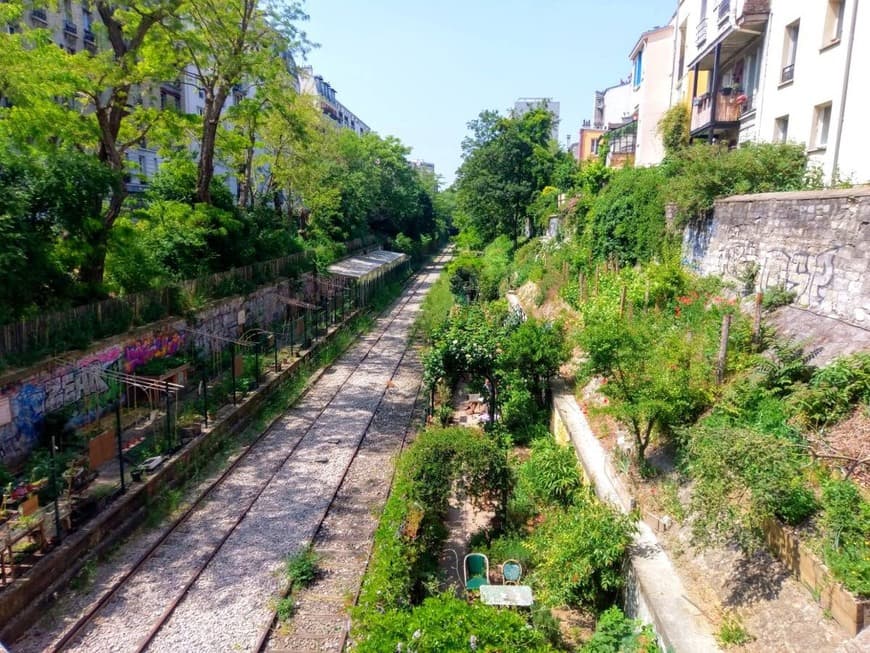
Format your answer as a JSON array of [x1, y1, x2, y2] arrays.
[[30, 8, 47, 24], [691, 90, 743, 133], [83, 28, 95, 43], [63, 19, 77, 36]]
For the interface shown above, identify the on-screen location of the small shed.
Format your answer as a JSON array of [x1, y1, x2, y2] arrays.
[[327, 249, 408, 281]]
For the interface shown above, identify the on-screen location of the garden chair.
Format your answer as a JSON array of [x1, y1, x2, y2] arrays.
[[464, 552, 490, 592], [501, 559, 522, 585]]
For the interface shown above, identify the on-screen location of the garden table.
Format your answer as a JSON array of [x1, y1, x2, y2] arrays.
[[479, 584, 533, 607]]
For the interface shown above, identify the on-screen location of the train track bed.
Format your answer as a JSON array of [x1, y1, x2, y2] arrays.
[[13, 253, 446, 653]]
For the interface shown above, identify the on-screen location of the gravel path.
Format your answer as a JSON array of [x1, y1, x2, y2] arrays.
[[14, 253, 446, 653], [265, 345, 426, 652]]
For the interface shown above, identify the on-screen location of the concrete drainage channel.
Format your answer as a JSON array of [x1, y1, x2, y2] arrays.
[[0, 261, 412, 645], [550, 379, 721, 653]]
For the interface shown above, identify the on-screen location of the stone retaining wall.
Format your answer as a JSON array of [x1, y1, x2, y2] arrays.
[[682, 188, 870, 326], [0, 318, 350, 642]]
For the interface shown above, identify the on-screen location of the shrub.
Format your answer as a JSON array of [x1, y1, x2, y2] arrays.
[[761, 284, 797, 311], [585, 166, 668, 266], [519, 438, 583, 508], [285, 546, 319, 590], [353, 594, 558, 653], [666, 142, 810, 227], [527, 491, 635, 608], [580, 606, 658, 653], [687, 424, 817, 547], [819, 478, 870, 597], [792, 353, 870, 428]]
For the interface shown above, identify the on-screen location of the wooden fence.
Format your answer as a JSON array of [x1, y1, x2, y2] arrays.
[[0, 235, 381, 366]]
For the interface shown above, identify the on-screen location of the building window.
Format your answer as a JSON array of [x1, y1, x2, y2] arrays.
[[780, 21, 799, 83], [677, 21, 687, 79], [774, 115, 789, 142], [823, 0, 845, 45], [632, 49, 643, 88], [811, 103, 832, 148]]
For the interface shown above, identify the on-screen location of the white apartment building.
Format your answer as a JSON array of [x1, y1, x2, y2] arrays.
[[757, 0, 867, 182], [298, 67, 370, 136], [513, 98, 561, 143], [629, 24, 675, 166], [676, 0, 869, 183]]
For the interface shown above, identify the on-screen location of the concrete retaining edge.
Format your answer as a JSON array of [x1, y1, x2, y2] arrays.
[[551, 379, 720, 653]]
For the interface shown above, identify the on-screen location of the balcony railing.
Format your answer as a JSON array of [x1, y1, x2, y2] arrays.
[[696, 18, 708, 46], [781, 64, 795, 84], [30, 8, 47, 24], [63, 19, 77, 35], [83, 28, 95, 43], [691, 91, 743, 131]]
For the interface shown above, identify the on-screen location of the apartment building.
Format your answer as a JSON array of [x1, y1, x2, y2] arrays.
[[629, 24, 675, 166], [577, 81, 633, 164], [513, 98, 560, 143], [298, 67, 370, 136], [18, 0, 99, 54], [677, 0, 868, 183], [757, 0, 867, 182]]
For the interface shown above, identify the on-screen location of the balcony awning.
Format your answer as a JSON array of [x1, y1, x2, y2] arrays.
[[688, 24, 765, 71], [327, 249, 408, 281]]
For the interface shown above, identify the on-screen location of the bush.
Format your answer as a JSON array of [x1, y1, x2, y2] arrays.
[[666, 142, 810, 227], [819, 478, 870, 597], [527, 491, 635, 608], [519, 438, 584, 508], [791, 353, 870, 428], [585, 166, 668, 266], [761, 284, 797, 311], [581, 606, 658, 653], [353, 594, 558, 652]]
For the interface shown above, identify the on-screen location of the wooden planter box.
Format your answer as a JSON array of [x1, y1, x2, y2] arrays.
[[88, 430, 116, 470], [764, 519, 870, 635]]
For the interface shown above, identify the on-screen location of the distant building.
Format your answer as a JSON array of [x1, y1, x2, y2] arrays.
[[629, 24, 675, 166], [513, 97, 560, 142], [580, 80, 634, 167], [298, 67, 370, 136], [409, 159, 435, 175]]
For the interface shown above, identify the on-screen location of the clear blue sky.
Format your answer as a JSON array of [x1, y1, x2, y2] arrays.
[[304, 0, 677, 186]]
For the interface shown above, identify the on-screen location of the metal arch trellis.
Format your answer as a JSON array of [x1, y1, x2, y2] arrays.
[[178, 326, 256, 410]]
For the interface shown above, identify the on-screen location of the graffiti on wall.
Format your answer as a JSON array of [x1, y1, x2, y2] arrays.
[[0, 345, 122, 467], [718, 228, 840, 310], [123, 331, 187, 373]]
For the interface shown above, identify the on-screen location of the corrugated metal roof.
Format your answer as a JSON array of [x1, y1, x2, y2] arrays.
[[327, 249, 408, 279]]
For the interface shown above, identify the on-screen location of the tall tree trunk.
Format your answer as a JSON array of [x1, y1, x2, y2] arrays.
[[237, 132, 256, 209], [197, 87, 228, 205]]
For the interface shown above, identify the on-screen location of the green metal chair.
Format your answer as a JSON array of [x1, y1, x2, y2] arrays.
[[464, 553, 490, 592], [501, 559, 522, 585]]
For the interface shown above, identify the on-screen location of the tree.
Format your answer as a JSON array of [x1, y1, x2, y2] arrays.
[[0, 0, 183, 288], [580, 310, 711, 463], [168, 0, 310, 204], [501, 319, 566, 407], [455, 108, 557, 247]]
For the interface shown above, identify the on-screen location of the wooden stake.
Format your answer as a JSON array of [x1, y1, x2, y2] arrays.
[[716, 313, 732, 385], [619, 285, 627, 318], [752, 292, 763, 350]]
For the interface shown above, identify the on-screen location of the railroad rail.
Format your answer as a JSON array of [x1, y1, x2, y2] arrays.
[[40, 251, 448, 653]]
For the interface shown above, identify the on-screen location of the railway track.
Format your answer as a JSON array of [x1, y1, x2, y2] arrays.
[[32, 251, 448, 653]]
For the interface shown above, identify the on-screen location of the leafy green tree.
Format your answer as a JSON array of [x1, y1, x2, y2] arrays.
[[501, 318, 566, 407], [167, 0, 310, 204], [580, 309, 712, 463], [455, 108, 557, 247], [0, 0, 185, 287]]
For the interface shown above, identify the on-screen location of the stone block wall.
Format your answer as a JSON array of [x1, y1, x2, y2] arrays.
[[683, 188, 870, 325]]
